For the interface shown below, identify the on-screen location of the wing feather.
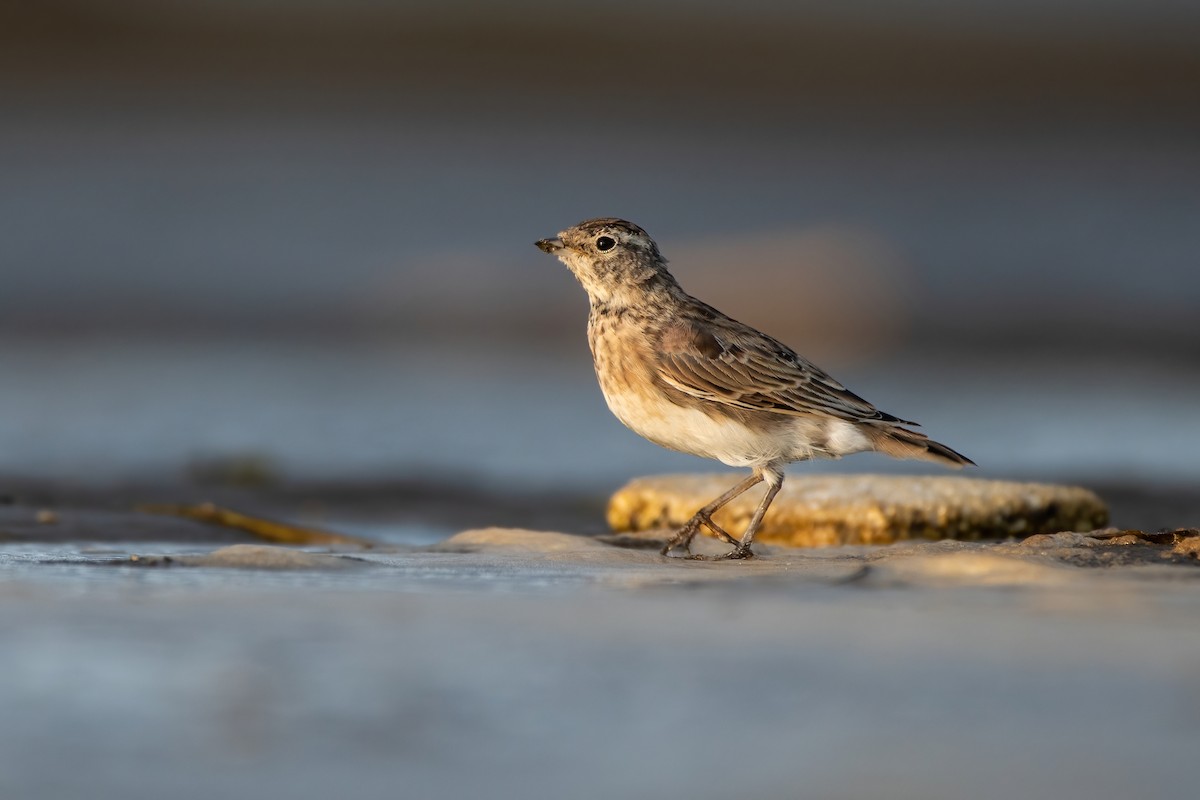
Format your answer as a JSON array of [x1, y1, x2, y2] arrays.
[[655, 315, 914, 425]]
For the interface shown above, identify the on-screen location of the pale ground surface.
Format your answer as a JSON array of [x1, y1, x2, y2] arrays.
[[1, 345, 1197, 799], [1, 526, 1198, 800]]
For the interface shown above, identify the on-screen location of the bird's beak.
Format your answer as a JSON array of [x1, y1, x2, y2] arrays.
[[535, 237, 565, 254]]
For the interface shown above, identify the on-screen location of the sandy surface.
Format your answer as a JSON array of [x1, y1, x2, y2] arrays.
[[1, 525, 1198, 800]]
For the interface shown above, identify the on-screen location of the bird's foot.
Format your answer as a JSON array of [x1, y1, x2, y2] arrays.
[[684, 545, 755, 561], [660, 511, 738, 557], [660, 521, 699, 556], [722, 545, 755, 560]]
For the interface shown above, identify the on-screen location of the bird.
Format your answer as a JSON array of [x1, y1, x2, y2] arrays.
[[535, 218, 973, 559]]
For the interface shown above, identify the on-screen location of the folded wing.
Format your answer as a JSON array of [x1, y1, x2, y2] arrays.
[[655, 312, 915, 426]]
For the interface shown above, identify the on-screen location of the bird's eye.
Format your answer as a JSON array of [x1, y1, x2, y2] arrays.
[[595, 236, 616, 252]]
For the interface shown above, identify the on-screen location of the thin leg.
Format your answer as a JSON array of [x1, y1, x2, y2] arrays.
[[660, 471, 764, 556], [719, 468, 784, 560]]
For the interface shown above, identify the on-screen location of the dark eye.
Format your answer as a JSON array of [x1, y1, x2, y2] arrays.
[[595, 236, 616, 252]]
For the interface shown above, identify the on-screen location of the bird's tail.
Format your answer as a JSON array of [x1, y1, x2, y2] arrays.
[[868, 424, 975, 468]]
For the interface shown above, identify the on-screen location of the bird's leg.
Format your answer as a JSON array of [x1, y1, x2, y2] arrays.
[[661, 472, 764, 556], [717, 468, 784, 560]]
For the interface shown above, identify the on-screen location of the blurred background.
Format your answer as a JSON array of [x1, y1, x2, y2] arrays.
[[1, 0, 1198, 529]]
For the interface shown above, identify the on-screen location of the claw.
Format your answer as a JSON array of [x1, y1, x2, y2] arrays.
[[659, 540, 690, 557], [682, 546, 754, 561], [660, 519, 700, 556]]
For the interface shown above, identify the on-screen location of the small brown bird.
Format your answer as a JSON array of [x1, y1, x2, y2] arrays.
[[536, 218, 973, 559]]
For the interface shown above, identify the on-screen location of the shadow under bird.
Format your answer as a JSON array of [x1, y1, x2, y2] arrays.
[[536, 218, 973, 560]]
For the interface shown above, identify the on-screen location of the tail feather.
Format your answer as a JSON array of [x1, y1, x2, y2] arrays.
[[869, 425, 975, 468]]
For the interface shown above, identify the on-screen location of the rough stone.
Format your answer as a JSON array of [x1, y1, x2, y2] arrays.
[[607, 473, 1109, 547], [1014, 527, 1200, 567]]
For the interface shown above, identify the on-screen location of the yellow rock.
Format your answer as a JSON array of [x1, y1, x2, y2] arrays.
[[607, 473, 1109, 547]]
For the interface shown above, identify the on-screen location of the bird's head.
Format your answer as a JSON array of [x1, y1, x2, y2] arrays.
[[536, 218, 676, 307]]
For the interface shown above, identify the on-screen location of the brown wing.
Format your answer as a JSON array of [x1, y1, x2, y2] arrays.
[[655, 309, 914, 425]]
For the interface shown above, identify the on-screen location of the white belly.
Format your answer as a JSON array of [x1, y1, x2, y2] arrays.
[[600, 384, 796, 468]]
